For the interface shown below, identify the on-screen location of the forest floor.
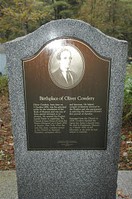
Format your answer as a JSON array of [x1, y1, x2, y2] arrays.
[[0, 94, 132, 170]]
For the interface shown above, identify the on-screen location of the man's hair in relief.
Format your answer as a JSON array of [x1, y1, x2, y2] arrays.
[[56, 48, 72, 60]]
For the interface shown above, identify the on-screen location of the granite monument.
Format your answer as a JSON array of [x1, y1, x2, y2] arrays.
[[5, 19, 128, 199]]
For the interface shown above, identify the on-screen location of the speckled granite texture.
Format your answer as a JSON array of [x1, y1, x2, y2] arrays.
[[4, 19, 128, 199]]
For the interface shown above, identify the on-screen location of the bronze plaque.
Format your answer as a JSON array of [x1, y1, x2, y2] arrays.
[[23, 38, 111, 150]]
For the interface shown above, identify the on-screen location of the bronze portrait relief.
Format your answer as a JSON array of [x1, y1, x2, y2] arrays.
[[48, 44, 85, 89]]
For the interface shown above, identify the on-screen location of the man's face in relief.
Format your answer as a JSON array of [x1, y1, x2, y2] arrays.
[[59, 50, 72, 72]]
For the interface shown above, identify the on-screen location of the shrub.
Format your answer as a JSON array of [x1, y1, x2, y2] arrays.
[[122, 63, 132, 126], [0, 75, 8, 96]]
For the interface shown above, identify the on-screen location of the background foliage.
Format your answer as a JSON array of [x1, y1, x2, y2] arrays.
[[0, 0, 132, 55]]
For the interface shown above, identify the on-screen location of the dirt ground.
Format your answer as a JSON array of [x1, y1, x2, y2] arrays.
[[0, 95, 132, 170]]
